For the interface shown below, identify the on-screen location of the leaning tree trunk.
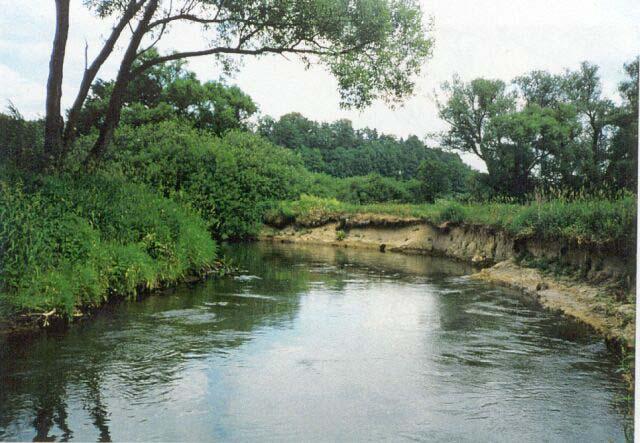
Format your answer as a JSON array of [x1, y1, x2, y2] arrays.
[[62, 0, 146, 152], [43, 0, 70, 169], [85, 0, 158, 168]]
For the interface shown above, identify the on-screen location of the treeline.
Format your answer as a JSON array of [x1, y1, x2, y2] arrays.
[[438, 60, 638, 199], [258, 113, 470, 178], [256, 113, 474, 202]]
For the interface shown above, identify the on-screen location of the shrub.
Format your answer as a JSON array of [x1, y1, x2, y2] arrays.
[[105, 120, 307, 239], [0, 109, 44, 170], [302, 172, 421, 204], [343, 174, 415, 204], [437, 202, 465, 224]]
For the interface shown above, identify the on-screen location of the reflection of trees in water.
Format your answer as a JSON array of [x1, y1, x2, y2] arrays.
[[247, 241, 473, 279], [83, 371, 111, 442], [32, 390, 71, 442]]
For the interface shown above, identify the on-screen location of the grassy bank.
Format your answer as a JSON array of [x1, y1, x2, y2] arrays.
[[0, 169, 218, 323], [265, 194, 637, 252], [0, 121, 309, 326]]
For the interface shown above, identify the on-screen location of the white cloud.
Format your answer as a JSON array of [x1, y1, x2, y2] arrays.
[[0, 64, 46, 117]]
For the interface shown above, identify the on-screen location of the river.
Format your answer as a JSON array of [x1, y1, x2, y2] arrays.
[[0, 242, 632, 441]]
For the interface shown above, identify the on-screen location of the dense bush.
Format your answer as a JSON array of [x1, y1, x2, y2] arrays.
[[104, 120, 307, 239], [0, 169, 217, 317], [342, 175, 420, 204]]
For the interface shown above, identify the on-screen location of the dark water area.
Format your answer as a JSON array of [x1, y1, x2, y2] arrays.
[[0, 242, 633, 441]]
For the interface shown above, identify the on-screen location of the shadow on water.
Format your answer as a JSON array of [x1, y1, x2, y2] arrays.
[[0, 242, 633, 442]]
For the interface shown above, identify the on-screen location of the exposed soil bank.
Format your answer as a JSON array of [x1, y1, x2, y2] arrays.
[[261, 215, 635, 349], [473, 261, 634, 349]]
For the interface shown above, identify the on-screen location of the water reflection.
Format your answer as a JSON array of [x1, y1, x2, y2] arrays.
[[0, 242, 632, 441]]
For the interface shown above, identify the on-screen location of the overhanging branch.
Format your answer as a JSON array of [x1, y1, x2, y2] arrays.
[[131, 42, 367, 78]]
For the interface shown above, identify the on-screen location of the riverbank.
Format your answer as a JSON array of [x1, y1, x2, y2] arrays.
[[260, 214, 636, 350], [0, 170, 219, 327]]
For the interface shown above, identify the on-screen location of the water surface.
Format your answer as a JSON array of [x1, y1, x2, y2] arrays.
[[0, 242, 632, 441]]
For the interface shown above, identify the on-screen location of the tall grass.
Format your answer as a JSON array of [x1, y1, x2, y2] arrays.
[[0, 169, 217, 318]]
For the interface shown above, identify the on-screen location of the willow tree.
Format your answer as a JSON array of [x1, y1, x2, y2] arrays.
[[43, 0, 433, 168]]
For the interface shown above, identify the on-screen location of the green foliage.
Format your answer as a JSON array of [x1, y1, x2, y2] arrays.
[[341, 174, 416, 204], [259, 113, 474, 195], [265, 195, 345, 227], [77, 50, 258, 137], [436, 202, 465, 224], [438, 59, 638, 199], [0, 169, 217, 317], [605, 58, 639, 193], [104, 120, 307, 239], [84, 0, 432, 111], [301, 172, 422, 204]]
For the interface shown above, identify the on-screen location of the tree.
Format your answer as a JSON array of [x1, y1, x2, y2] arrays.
[[513, 70, 565, 108], [437, 76, 516, 181], [562, 62, 614, 188], [605, 58, 639, 192], [42, 0, 433, 168], [490, 104, 580, 198], [43, 0, 70, 167], [259, 112, 468, 180], [439, 73, 586, 198], [76, 52, 258, 135], [417, 159, 451, 202]]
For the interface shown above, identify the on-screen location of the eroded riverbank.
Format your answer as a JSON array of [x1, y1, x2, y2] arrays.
[[260, 217, 636, 349]]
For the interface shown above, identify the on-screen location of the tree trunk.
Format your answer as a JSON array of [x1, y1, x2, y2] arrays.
[[589, 116, 603, 190], [85, 0, 158, 168], [43, 0, 70, 168], [62, 0, 146, 151]]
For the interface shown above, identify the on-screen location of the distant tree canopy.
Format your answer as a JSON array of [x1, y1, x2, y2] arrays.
[[258, 112, 473, 192], [41, 0, 432, 169], [76, 50, 258, 137], [438, 59, 639, 198]]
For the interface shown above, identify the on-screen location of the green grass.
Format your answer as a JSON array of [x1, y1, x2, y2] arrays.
[[266, 194, 637, 251], [0, 169, 218, 320]]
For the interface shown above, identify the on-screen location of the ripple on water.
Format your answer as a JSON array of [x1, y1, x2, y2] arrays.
[[234, 274, 262, 282], [152, 308, 220, 325]]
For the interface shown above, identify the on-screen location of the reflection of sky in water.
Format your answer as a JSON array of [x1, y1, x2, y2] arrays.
[[0, 242, 632, 442]]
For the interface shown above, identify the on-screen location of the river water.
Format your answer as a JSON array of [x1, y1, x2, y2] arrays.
[[0, 242, 633, 441]]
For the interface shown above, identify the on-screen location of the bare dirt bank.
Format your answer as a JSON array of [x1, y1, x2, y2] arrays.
[[473, 261, 634, 348], [260, 215, 635, 348]]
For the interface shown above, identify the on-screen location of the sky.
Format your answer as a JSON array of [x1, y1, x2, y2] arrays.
[[0, 0, 638, 169]]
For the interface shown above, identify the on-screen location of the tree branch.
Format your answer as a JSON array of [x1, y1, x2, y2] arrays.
[[131, 42, 367, 78]]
